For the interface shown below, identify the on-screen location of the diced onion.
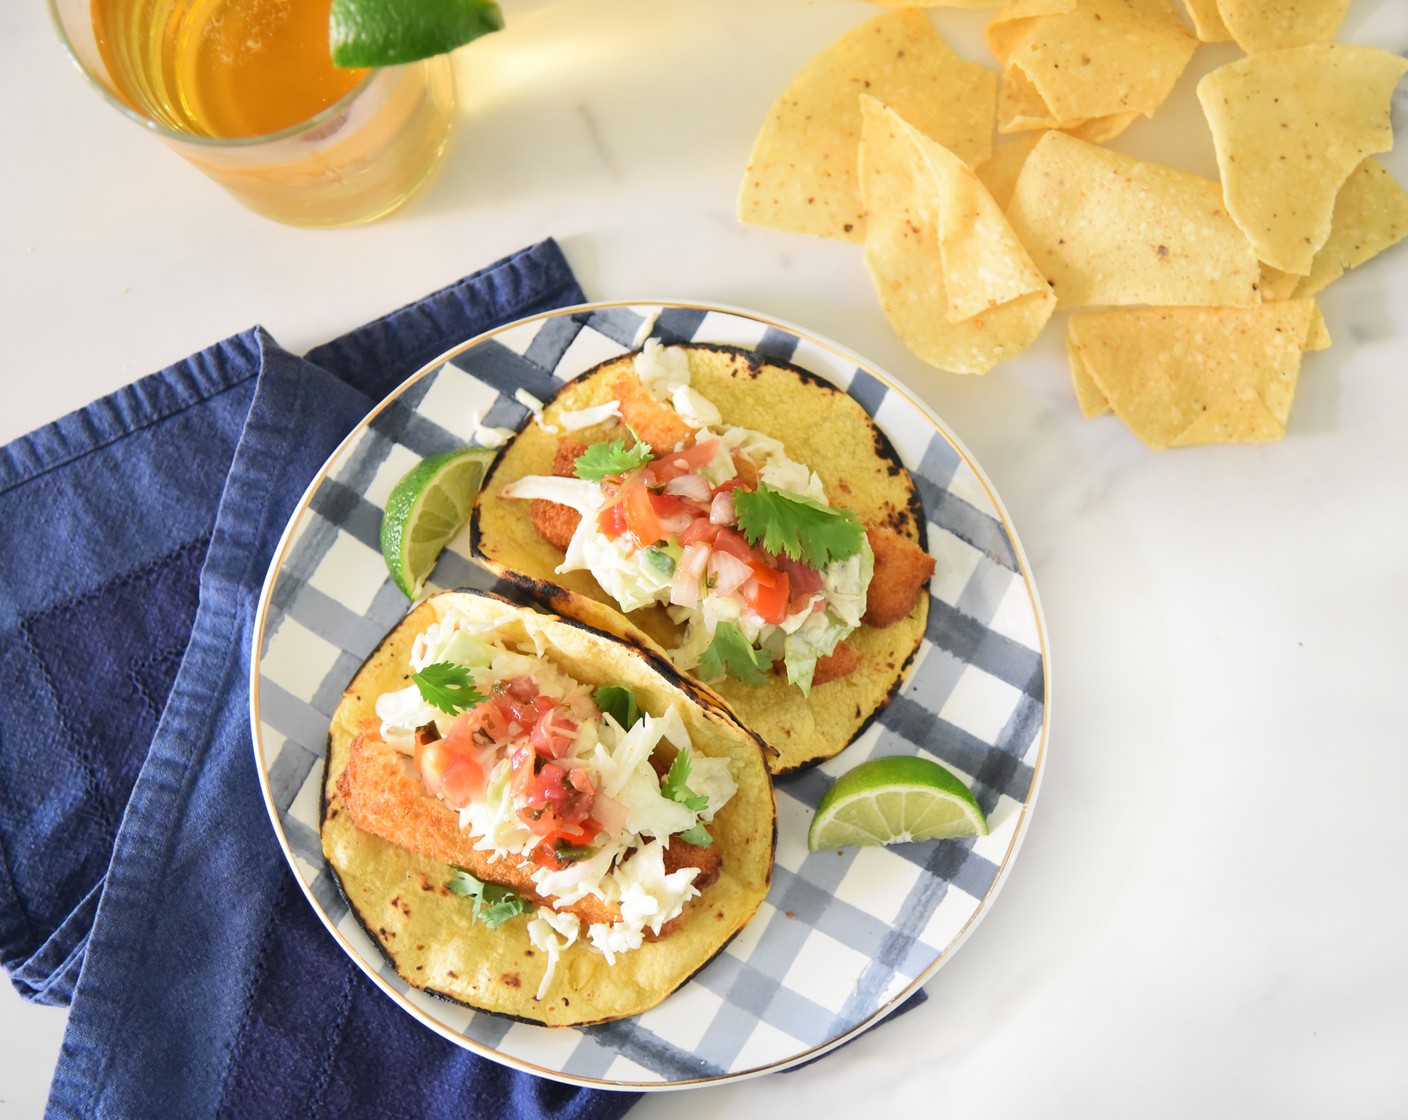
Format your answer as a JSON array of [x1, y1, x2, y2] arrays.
[[658, 510, 695, 536], [708, 551, 752, 597], [664, 474, 713, 504], [671, 543, 710, 609], [709, 489, 737, 526]]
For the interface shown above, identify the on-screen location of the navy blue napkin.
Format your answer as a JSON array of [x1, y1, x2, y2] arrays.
[[0, 239, 641, 1118]]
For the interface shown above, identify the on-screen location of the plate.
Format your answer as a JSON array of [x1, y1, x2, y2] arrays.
[[250, 301, 1050, 1088]]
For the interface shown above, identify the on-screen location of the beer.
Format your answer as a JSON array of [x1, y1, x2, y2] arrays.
[[93, 0, 368, 139], [62, 0, 457, 226]]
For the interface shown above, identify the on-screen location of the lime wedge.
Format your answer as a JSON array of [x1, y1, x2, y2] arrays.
[[380, 446, 496, 599], [330, 0, 504, 69], [807, 755, 988, 851]]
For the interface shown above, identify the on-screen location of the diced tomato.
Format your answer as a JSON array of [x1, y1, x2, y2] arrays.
[[745, 562, 791, 624], [650, 491, 697, 536], [513, 751, 596, 837], [529, 815, 602, 870], [501, 693, 555, 729], [651, 439, 720, 482], [497, 678, 546, 727], [598, 499, 628, 539], [679, 517, 719, 548], [436, 757, 487, 808], [712, 477, 750, 494], [530, 706, 578, 760], [711, 527, 754, 563], [530, 842, 565, 870], [648, 491, 691, 519], [416, 732, 488, 808], [624, 483, 668, 547], [446, 697, 512, 747], [777, 554, 824, 597], [505, 676, 538, 702], [509, 743, 539, 802]]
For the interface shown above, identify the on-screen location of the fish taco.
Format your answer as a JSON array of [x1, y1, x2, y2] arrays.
[[322, 588, 775, 1027], [470, 341, 934, 774]]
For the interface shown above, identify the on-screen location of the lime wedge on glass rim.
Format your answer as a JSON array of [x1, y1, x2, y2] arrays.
[[807, 755, 989, 852], [380, 446, 496, 599], [330, 0, 505, 69]]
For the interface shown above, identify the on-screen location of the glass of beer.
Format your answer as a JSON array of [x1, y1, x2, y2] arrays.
[[48, 0, 457, 228]]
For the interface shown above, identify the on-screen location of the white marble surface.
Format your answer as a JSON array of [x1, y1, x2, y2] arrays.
[[4, 0, 1408, 1116]]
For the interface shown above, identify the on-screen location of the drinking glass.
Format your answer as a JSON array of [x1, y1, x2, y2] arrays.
[[48, 0, 457, 228]]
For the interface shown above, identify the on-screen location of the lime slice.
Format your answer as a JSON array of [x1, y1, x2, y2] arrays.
[[807, 755, 989, 851], [330, 0, 504, 69], [380, 446, 496, 599]]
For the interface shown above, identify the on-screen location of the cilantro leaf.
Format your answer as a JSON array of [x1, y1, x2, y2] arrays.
[[733, 483, 865, 569], [446, 869, 526, 929], [676, 823, 713, 847], [660, 748, 714, 849], [696, 621, 773, 686], [573, 425, 653, 481], [412, 661, 486, 715], [661, 748, 709, 812], [593, 685, 642, 729]]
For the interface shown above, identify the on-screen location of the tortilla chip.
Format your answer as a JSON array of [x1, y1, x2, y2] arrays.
[[1006, 131, 1262, 309], [322, 591, 776, 1027], [976, 133, 1044, 211], [1067, 300, 1322, 449], [1304, 305, 1332, 352], [1064, 112, 1142, 144], [995, 0, 1196, 130], [1198, 45, 1408, 276], [1068, 342, 1111, 417], [738, 9, 996, 242], [1216, 0, 1353, 52], [995, 59, 1063, 131], [995, 65, 1140, 141], [986, 0, 1077, 63], [1293, 159, 1408, 298], [1179, 0, 1231, 40], [1258, 263, 1302, 302], [859, 97, 1055, 374], [1255, 269, 1333, 346]]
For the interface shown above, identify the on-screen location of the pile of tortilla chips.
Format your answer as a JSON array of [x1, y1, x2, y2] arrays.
[[736, 2, 1408, 450]]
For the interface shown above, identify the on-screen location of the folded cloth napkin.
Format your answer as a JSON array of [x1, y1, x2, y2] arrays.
[[0, 239, 645, 1118]]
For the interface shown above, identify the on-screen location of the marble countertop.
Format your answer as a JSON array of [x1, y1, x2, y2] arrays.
[[4, 1, 1407, 1115]]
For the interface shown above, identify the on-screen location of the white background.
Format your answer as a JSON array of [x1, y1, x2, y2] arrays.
[[3, 1, 1407, 1116]]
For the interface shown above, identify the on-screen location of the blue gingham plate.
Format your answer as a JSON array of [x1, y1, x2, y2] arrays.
[[250, 301, 1050, 1088]]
